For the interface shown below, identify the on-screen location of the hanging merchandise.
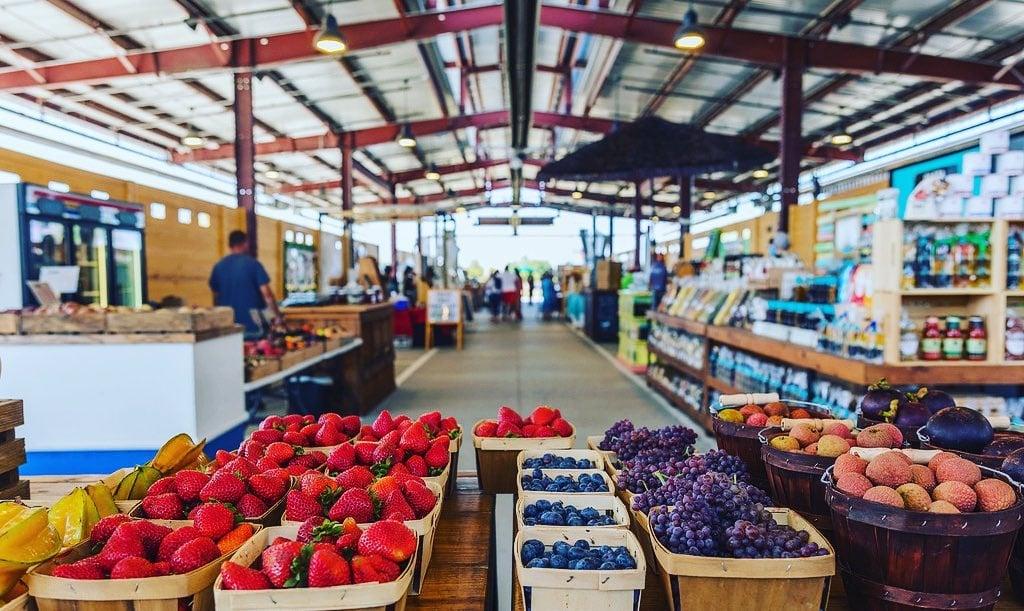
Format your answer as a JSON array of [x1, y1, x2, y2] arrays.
[[1009, 228, 1022, 290]]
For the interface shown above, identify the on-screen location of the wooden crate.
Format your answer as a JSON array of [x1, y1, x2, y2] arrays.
[[514, 492, 630, 531], [473, 420, 575, 494], [279, 345, 320, 370], [245, 357, 281, 383], [20, 311, 106, 334], [191, 307, 235, 332], [105, 310, 195, 333], [214, 525, 413, 610], [0, 314, 19, 335], [648, 507, 835, 611], [515, 449, 605, 473], [516, 468, 614, 502], [0, 401, 27, 501]]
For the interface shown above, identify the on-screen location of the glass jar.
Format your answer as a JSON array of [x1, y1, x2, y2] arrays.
[[921, 316, 943, 361], [1007, 309, 1024, 361], [942, 316, 964, 361], [965, 316, 987, 362]]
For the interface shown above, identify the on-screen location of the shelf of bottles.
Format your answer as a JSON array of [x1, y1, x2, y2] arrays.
[[648, 322, 705, 373], [647, 363, 703, 414]]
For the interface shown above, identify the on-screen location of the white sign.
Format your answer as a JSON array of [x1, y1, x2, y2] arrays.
[[39, 266, 80, 294], [427, 290, 462, 324]]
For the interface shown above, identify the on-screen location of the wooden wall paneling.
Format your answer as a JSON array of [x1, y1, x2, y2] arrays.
[[789, 202, 817, 267], [0, 149, 128, 200]]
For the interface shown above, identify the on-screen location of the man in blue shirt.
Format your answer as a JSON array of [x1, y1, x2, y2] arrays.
[[209, 231, 282, 334]]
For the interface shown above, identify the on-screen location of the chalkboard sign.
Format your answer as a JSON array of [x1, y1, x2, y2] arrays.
[[427, 289, 462, 324]]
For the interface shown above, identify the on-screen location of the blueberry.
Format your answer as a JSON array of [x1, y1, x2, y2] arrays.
[[552, 541, 571, 556], [580, 459, 593, 468], [532, 468, 543, 478], [580, 508, 599, 520], [521, 539, 545, 562], [526, 557, 550, 568], [573, 539, 589, 550], [539, 511, 563, 526], [536, 500, 551, 511], [614, 554, 635, 569], [566, 547, 586, 560], [577, 558, 599, 570], [567, 516, 584, 526], [550, 501, 563, 511], [599, 561, 616, 570], [524, 504, 538, 518], [549, 553, 568, 569]]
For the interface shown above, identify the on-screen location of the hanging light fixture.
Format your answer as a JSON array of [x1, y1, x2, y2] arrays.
[[314, 14, 347, 55], [264, 167, 281, 180], [673, 5, 706, 51], [397, 124, 417, 148], [424, 164, 441, 181], [181, 128, 206, 148], [752, 168, 770, 179], [672, 205, 682, 214], [571, 190, 583, 200], [702, 190, 716, 199], [830, 132, 854, 145]]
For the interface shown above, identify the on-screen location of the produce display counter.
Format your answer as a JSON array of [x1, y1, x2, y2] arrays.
[[241, 337, 362, 392], [0, 326, 246, 475], [284, 303, 396, 414]]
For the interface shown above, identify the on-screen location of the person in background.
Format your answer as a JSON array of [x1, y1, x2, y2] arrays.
[[484, 270, 502, 322], [401, 266, 418, 303], [416, 267, 435, 306], [649, 253, 668, 309], [526, 273, 536, 304], [209, 230, 282, 335], [513, 267, 524, 321], [499, 265, 517, 321], [383, 265, 399, 298], [541, 270, 556, 321]]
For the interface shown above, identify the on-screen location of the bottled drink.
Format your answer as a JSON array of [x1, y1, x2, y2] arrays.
[[1009, 230, 1022, 290], [899, 311, 919, 361], [942, 316, 964, 361], [921, 316, 943, 361], [965, 316, 987, 361], [915, 228, 934, 288], [901, 238, 917, 290], [933, 229, 953, 288], [1007, 309, 1024, 361], [954, 236, 975, 288]]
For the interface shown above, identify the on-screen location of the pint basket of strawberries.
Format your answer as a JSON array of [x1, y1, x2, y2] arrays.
[[473, 406, 576, 494], [25, 516, 260, 611], [248, 412, 361, 455], [214, 521, 416, 610]]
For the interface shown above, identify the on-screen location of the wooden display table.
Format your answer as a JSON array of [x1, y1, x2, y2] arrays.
[[284, 303, 396, 414]]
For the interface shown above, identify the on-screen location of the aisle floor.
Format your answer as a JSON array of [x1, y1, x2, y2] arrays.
[[373, 306, 714, 473]]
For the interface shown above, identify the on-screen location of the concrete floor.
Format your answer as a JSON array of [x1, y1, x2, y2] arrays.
[[370, 306, 714, 473]]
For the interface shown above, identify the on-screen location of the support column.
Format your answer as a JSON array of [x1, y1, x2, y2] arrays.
[[633, 181, 642, 271], [678, 174, 692, 260], [779, 39, 805, 234], [416, 219, 424, 275], [341, 133, 355, 276], [233, 68, 257, 256], [608, 212, 614, 259]]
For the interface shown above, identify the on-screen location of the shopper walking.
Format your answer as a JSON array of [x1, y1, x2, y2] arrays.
[[484, 270, 502, 322], [526, 273, 535, 304], [541, 270, 557, 320], [513, 268, 524, 321], [650, 254, 668, 308], [401, 266, 418, 303], [209, 230, 283, 336], [500, 265, 517, 320]]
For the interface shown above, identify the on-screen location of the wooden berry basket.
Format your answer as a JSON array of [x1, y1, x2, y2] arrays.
[[647, 506, 835, 611], [516, 469, 614, 503], [585, 435, 621, 477], [824, 465, 1024, 611], [446, 431, 463, 498], [514, 526, 646, 611], [916, 427, 1024, 470], [760, 428, 839, 538], [473, 420, 575, 494], [0, 313, 20, 336], [515, 449, 605, 474], [280, 481, 442, 595], [25, 520, 260, 611], [422, 463, 451, 501], [0, 582, 29, 611], [514, 492, 630, 531], [215, 524, 414, 610]]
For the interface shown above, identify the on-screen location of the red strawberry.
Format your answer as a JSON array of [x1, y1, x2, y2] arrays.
[[350, 555, 381, 584], [193, 503, 237, 540], [418, 411, 442, 435], [98, 527, 147, 570], [530, 405, 556, 426], [328, 488, 374, 523], [289, 454, 325, 472], [174, 470, 210, 503], [147, 477, 177, 496], [522, 424, 538, 437], [335, 415, 358, 436], [89, 514, 131, 545], [220, 561, 272, 590], [368, 475, 401, 500], [314, 425, 344, 447], [533, 425, 555, 438], [327, 444, 356, 473], [263, 467, 292, 484], [261, 541, 304, 588], [264, 442, 295, 465], [335, 466, 374, 490], [214, 449, 237, 467], [371, 443, 396, 465], [495, 421, 522, 438], [475, 421, 498, 437], [282, 431, 306, 446], [52, 559, 105, 579], [260, 415, 284, 430], [358, 520, 417, 562], [440, 417, 459, 435], [371, 411, 395, 438], [318, 412, 343, 428], [222, 457, 259, 479], [241, 439, 265, 461], [551, 417, 573, 437], [285, 489, 323, 522], [300, 422, 321, 442], [402, 480, 437, 517], [308, 548, 351, 587], [152, 561, 171, 576], [110, 556, 158, 579], [297, 517, 340, 544], [497, 406, 523, 426], [425, 438, 449, 470], [358, 425, 378, 442], [200, 471, 246, 503], [365, 554, 401, 582], [248, 473, 287, 503], [250, 428, 282, 445], [133, 521, 173, 553], [283, 414, 304, 427], [170, 536, 220, 574], [255, 457, 280, 472], [381, 490, 415, 521], [399, 422, 430, 454], [300, 472, 336, 499], [405, 455, 428, 477], [286, 463, 308, 477], [237, 494, 268, 519], [157, 526, 202, 562], [388, 462, 409, 476]]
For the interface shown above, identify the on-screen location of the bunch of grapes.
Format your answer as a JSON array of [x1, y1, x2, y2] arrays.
[[617, 449, 750, 495], [598, 420, 634, 452], [649, 496, 721, 557], [724, 520, 827, 559], [600, 423, 698, 463]]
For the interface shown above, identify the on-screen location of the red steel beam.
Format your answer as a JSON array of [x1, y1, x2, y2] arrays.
[[234, 69, 258, 255]]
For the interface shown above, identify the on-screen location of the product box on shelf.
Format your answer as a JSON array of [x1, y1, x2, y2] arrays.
[[997, 194, 1024, 218], [963, 151, 993, 175], [514, 493, 630, 531], [473, 420, 575, 494], [998, 151, 1024, 176], [981, 130, 1011, 154], [595, 260, 622, 291]]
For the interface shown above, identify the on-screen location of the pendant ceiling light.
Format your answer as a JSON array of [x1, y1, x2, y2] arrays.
[[752, 168, 770, 179], [424, 164, 441, 181], [830, 132, 854, 145], [674, 6, 706, 51], [397, 124, 416, 148], [314, 14, 347, 55], [181, 128, 206, 148]]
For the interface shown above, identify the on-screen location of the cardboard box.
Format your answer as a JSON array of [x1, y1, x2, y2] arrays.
[[965, 195, 994, 218], [944, 173, 973, 195], [981, 130, 1011, 153], [996, 194, 1024, 218], [595, 260, 622, 290], [997, 151, 1024, 175], [963, 152, 993, 176], [981, 173, 1010, 197]]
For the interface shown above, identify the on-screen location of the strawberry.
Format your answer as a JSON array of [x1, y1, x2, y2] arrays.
[[250, 428, 283, 445], [193, 503, 237, 540], [147, 477, 177, 496], [551, 417, 573, 437], [200, 471, 246, 503], [152, 561, 171, 576], [291, 451, 326, 470], [157, 526, 202, 562], [365, 554, 401, 582], [264, 442, 295, 465], [381, 490, 415, 521], [308, 548, 351, 587], [140, 492, 184, 520], [353, 442, 377, 465], [300, 422, 320, 442], [495, 421, 522, 438], [255, 457, 281, 472], [174, 470, 211, 503], [297, 517, 337, 544], [405, 455, 428, 477], [283, 414, 304, 428], [133, 521, 173, 554], [264, 467, 292, 484], [286, 463, 308, 477], [372, 443, 396, 465], [418, 411, 442, 435], [248, 473, 287, 503], [530, 405, 556, 426], [371, 410, 395, 438], [285, 490, 323, 522], [522, 424, 538, 438], [237, 494, 268, 519], [318, 413, 343, 428], [220, 561, 272, 590], [89, 514, 131, 545], [260, 415, 285, 430], [369, 475, 401, 501], [533, 425, 555, 438], [425, 438, 450, 470], [300, 472, 336, 499], [358, 520, 417, 562], [282, 431, 306, 446], [440, 417, 459, 435], [336, 517, 363, 552], [388, 462, 409, 476], [340, 415, 361, 436], [170, 536, 220, 574], [328, 488, 374, 523], [52, 559, 105, 579], [241, 439, 265, 461], [98, 528, 148, 570], [358, 425, 378, 442], [110, 556, 158, 579], [399, 422, 430, 454], [326, 444, 356, 473], [475, 421, 498, 437], [222, 457, 259, 479], [217, 523, 256, 555], [402, 480, 437, 517], [350, 555, 380, 584], [214, 449, 237, 467], [497, 406, 523, 426], [314, 425, 344, 447], [261, 541, 304, 588], [335, 466, 374, 490]]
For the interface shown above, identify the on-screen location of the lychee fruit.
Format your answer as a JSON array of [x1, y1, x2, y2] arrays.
[[909, 464, 936, 492], [932, 481, 978, 512], [874, 423, 904, 446], [769, 436, 800, 452], [928, 451, 960, 471], [816, 435, 851, 458], [745, 413, 768, 427], [767, 415, 784, 426], [856, 427, 895, 449], [763, 402, 788, 417], [929, 500, 960, 514], [790, 408, 811, 419], [865, 452, 913, 487], [974, 478, 1017, 512], [888, 451, 913, 465], [836, 473, 873, 498], [896, 483, 932, 511], [804, 443, 818, 455], [739, 404, 764, 419], [822, 422, 852, 439], [834, 453, 868, 477], [717, 409, 743, 424], [935, 458, 982, 487], [863, 486, 905, 508], [789, 424, 820, 448]]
